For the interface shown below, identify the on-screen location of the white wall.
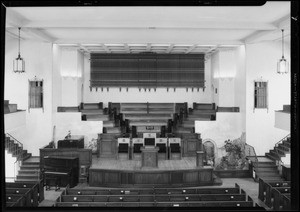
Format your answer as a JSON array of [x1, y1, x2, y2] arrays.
[[5, 35, 53, 156], [52, 44, 62, 112], [274, 111, 290, 131], [195, 112, 243, 148], [54, 112, 102, 147], [4, 111, 26, 132], [83, 56, 213, 108], [5, 150, 20, 182], [60, 49, 84, 106], [211, 50, 237, 107], [245, 40, 290, 155], [234, 46, 246, 131]]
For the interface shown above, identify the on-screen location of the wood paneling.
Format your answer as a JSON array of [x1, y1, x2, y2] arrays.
[[89, 168, 213, 187]]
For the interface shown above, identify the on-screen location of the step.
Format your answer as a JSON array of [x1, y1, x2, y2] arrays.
[[15, 178, 39, 182], [85, 114, 109, 121], [181, 120, 194, 127], [22, 153, 32, 161], [265, 153, 280, 162], [193, 103, 214, 110], [124, 114, 172, 120], [277, 144, 290, 153], [103, 121, 115, 128], [16, 174, 40, 180], [81, 109, 104, 115], [269, 150, 282, 159], [190, 109, 216, 114], [259, 176, 283, 181], [18, 169, 40, 175], [100, 133, 122, 139], [186, 117, 212, 121], [20, 164, 40, 170], [255, 166, 278, 172], [256, 170, 279, 176], [22, 161, 40, 166], [83, 103, 101, 109], [175, 133, 199, 139], [174, 127, 194, 133], [105, 127, 122, 134], [282, 140, 290, 148], [273, 147, 287, 156], [129, 120, 167, 127]]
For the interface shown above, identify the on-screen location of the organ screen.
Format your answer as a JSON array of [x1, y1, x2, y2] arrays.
[[90, 53, 205, 88]]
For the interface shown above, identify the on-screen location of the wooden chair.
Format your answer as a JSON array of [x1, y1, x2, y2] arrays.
[[168, 138, 182, 160]]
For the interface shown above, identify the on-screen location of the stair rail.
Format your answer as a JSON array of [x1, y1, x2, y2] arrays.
[[275, 134, 290, 148], [245, 143, 259, 169], [6, 133, 24, 162], [274, 134, 290, 165], [5, 133, 24, 181]]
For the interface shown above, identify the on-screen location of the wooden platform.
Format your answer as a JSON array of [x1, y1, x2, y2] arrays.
[[89, 157, 215, 187]]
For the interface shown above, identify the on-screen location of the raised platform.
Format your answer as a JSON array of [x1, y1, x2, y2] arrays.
[[89, 157, 217, 187]]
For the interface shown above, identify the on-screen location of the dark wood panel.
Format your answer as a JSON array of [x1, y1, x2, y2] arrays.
[[184, 171, 199, 183], [183, 139, 200, 157], [89, 168, 213, 187]]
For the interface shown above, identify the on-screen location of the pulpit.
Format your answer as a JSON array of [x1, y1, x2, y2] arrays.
[[141, 146, 159, 168]]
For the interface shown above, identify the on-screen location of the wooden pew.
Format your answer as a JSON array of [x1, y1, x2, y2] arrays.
[[5, 188, 36, 207], [6, 180, 43, 204], [258, 178, 290, 207], [258, 178, 290, 203], [6, 195, 27, 207], [271, 187, 290, 210]]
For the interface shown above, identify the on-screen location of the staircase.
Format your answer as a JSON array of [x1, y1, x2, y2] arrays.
[[247, 135, 290, 182], [16, 157, 40, 182], [5, 134, 40, 182], [5, 134, 31, 162]]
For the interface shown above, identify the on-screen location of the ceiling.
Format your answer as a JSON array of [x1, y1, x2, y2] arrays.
[[5, 1, 291, 54]]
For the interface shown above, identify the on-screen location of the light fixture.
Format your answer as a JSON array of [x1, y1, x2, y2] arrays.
[[277, 29, 288, 74], [13, 27, 25, 73]]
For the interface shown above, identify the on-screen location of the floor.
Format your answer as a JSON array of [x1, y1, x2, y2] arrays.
[[38, 177, 270, 209]]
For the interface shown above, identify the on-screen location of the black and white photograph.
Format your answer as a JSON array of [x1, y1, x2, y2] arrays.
[[1, 0, 298, 211]]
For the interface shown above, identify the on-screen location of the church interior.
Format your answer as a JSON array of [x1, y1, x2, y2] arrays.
[[2, 1, 296, 210]]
